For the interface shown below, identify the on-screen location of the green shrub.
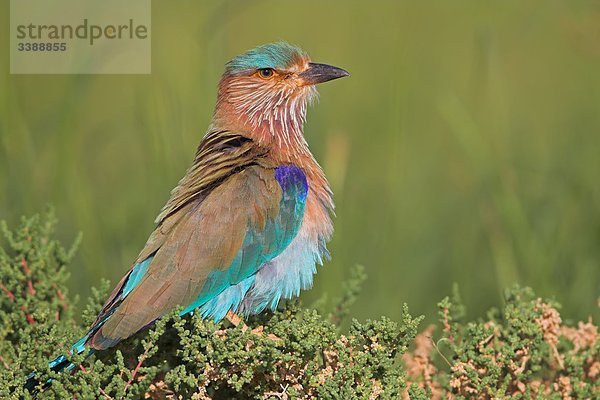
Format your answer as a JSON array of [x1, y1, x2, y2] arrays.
[[0, 211, 421, 399], [0, 211, 597, 399]]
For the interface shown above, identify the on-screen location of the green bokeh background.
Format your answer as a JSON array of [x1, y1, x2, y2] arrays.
[[1, 1, 599, 324]]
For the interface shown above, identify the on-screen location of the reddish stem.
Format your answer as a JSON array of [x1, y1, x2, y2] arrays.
[[52, 283, 68, 310], [21, 306, 35, 325], [55, 287, 65, 301], [21, 257, 30, 275], [0, 284, 15, 301], [21, 257, 36, 296], [124, 343, 153, 392], [99, 387, 114, 399], [27, 280, 36, 296]]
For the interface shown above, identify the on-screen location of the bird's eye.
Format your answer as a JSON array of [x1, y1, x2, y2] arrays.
[[257, 68, 274, 79]]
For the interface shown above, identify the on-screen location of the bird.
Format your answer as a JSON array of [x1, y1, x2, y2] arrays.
[[25, 41, 348, 392]]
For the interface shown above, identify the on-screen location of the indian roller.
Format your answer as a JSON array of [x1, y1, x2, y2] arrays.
[[26, 42, 348, 392]]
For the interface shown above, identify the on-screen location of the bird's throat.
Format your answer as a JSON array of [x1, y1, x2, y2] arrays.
[[213, 83, 315, 164]]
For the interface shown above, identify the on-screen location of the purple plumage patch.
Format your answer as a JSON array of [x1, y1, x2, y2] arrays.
[[275, 165, 308, 200]]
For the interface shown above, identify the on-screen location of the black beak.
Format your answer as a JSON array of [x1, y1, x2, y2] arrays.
[[299, 62, 349, 85]]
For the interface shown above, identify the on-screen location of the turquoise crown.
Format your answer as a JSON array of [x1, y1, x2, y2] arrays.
[[225, 42, 307, 74]]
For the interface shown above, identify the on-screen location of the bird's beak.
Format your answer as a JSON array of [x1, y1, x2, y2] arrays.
[[298, 62, 349, 86]]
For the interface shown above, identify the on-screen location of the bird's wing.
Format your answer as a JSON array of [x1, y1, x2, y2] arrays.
[[88, 130, 267, 332], [86, 133, 307, 350]]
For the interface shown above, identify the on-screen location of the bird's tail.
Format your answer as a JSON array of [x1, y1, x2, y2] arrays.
[[24, 334, 92, 395]]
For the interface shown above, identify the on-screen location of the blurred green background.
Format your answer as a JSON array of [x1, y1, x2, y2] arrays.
[[1, 1, 599, 324]]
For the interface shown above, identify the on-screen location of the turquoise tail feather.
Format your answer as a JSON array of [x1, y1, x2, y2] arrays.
[[24, 334, 94, 394], [24, 257, 153, 393]]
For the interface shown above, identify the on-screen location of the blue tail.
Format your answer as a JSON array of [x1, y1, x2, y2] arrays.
[[24, 335, 93, 394]]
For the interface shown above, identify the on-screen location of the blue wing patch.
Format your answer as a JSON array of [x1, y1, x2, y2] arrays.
[[121, 256, 153, 298]]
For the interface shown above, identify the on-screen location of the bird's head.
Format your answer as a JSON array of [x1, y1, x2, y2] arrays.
[[213, 42, 348, 146]]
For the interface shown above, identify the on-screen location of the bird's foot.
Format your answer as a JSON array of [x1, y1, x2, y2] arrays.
[[250, 325, 263, 335], [250, 325, 282, 342], [225, 310, 244, 328], [225, 311, 281, 341]]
